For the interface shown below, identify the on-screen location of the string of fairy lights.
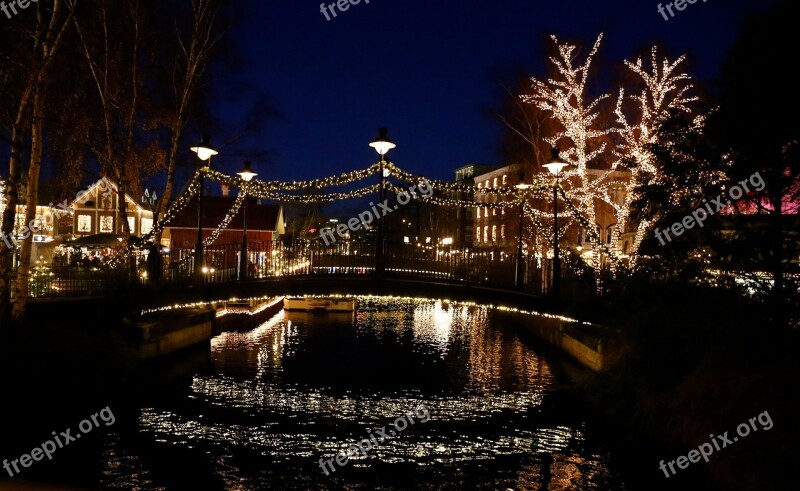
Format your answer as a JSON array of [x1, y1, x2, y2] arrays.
[[134, 157, 610, 271]]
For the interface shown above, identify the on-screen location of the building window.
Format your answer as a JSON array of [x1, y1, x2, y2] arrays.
[[141, 217, 153, 235], [77, 215, 92, 233], [476, 229, 480, 242], [501, 224, 505, 239], [127, 217, 136, 234], [492, 225, 497, 241], [476, 208, 480, 219], [492, 208, 496, 216], [477, 182, 482, 189], [502, 175, 507, 185], [485, 180, 489, 188], [502, 208, 506, 215], [483, 226, 488, 242], [493, 177, 498, 187], [99, 216, 114, 233]]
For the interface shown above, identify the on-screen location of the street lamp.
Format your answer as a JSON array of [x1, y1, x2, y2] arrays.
[[543, 147, 569, 299], [369, 128, 395, 279], [191, 134, 218, 284], [515, 178, 532, 290], [238, 160, 257, 281]]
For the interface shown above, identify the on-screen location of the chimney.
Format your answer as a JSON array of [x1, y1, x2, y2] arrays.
[[220, 183, 230, 197]]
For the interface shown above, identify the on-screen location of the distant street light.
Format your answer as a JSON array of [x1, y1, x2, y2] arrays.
[[369, 128, 395, 279], [238, 160, 257, 282], [191, 134, 218, 284], [543, 148, 569, 300]]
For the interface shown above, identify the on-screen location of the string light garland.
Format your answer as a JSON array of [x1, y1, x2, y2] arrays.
[[202, 187, 247, 247], [140, 172, 202, 243], [255, 183, 381, 203]]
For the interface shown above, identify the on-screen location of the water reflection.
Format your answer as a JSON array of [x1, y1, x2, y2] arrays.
[[100, 297, 624, 490]]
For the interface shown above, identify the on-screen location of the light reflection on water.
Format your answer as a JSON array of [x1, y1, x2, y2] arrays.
[[101, 297, 625, 490]]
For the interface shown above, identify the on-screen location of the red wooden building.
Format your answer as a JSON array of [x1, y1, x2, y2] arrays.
[[163, 196, 284, 250]]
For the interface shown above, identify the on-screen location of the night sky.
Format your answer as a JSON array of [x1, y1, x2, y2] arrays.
[[203, 0, 784, 190]]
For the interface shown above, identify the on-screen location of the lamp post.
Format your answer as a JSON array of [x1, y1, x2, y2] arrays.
[[543, 148, 568, 299], [190, 134, 218, 284], [369, 128, 395, 279], [237, 161, 257, 281], [515, 178, 532, 290]]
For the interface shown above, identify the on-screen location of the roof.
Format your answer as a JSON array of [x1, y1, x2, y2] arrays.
[[71, 178, 156, 213], [167, 196, 283, 232]]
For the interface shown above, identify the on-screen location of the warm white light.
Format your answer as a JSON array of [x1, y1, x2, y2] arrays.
[[442, 237, 453, 245], [191, 146, 218, 161], [238, 161, 257, 182], [543, 162, 568, 176], [369, 128, 396, 156]]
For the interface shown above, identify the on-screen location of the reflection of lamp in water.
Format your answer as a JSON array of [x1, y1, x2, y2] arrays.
[[411, 300, 452, 353]]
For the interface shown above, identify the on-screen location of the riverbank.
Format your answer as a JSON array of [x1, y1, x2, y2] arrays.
[[570, 280, 797, 491]]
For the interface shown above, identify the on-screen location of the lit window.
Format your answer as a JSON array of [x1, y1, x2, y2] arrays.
[[476, 208, 480, 219], [77, 215, 92, 233], [493, 177, 498, 187], [483, 226, 488, 242], [501, 224, 506, 239], [477, 182, 482, 189], [99, 216, 114, 233], [502, 208, 506, 215], [485, 180, 489, 188], [492, 225, 497, 241], [127, 217, 136, 234], [502, 175, 507, 185], [476, 229, 480, 242], [141, 218, 153, 235], [493, 208, 496, 216], [404, 236, 410, 244]]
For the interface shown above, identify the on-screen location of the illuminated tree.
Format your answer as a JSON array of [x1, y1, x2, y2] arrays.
[[610, 47, 698, 266], [521, 34, 614, 287], [520, 35, 706, 282]]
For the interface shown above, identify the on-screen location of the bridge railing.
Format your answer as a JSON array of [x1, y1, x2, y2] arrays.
[[25, 239, 571, 298], [162, 239, 555, 291]]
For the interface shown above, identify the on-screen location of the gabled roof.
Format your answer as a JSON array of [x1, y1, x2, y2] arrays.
[[167, 196, 283, 232], [70, 178, 155, 213]]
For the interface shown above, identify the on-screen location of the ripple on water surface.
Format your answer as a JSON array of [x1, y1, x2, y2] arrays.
[[100, 297, 626, 490]]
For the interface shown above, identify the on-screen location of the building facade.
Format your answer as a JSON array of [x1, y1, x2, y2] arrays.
[[163, 196, 285, 250], [70, 179, 155, 237], [473, 163, 526, 250], [444, 164, 498, 248]]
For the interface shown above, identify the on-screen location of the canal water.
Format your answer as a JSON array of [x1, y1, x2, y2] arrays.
[[3, 297, 628, 490]]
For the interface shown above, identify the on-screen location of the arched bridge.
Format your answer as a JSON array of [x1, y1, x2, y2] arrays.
[[26, 238, 569, 314]]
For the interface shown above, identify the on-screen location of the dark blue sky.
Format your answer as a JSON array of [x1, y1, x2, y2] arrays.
[[206, 0, 783, 185]]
